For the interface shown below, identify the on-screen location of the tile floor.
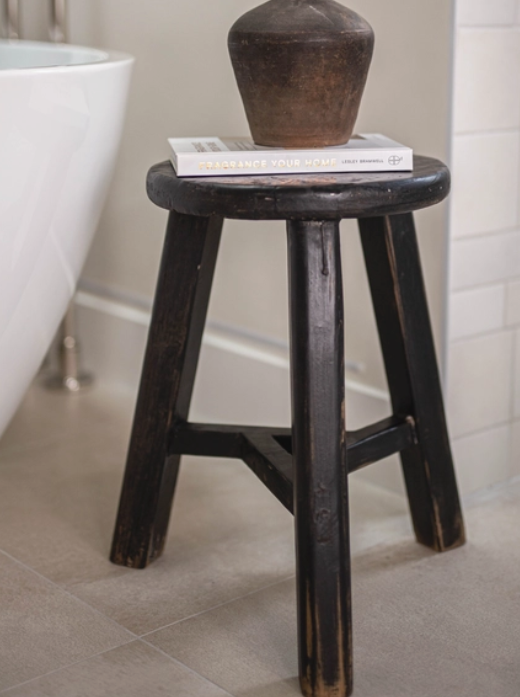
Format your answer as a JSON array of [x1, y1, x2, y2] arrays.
[[1, 382, 519, 696]]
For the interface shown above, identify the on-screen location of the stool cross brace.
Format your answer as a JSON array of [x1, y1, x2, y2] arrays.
[[169, 416, 416, 515]]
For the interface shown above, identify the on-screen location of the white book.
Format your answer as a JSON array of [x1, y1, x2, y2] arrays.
[[168, 133, 413, 177]]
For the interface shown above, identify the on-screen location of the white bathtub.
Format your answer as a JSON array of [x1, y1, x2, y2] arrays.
[[0, 40, 133, 437]]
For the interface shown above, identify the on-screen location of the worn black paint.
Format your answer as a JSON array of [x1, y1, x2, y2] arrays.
[[169, 417, 415, 516], [111, 158, 464, 697], [147, 156, 450, 221], [110, 211, 223, 569], [287, 220, 351, 696], [359, 214, 465, 552]]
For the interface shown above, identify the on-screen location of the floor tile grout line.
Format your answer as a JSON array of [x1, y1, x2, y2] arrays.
[[0, 545, 297, 650], [138, 638, 236, 697], [0, 541, 296, 642], [0, 639, 137, 695], [140, 573, 297, 639], [0, 548, 138, 640]]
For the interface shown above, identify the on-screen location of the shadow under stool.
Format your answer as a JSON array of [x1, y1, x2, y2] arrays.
[[110, 157, 466, 697]]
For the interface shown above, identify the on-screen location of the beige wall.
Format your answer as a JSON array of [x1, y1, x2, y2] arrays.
[[15, 0, 520, 502], [339, 0, 454, 387], [56, 0, 454, 393]]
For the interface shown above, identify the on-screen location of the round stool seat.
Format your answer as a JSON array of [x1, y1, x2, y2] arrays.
[[146, 155, 450, 221]]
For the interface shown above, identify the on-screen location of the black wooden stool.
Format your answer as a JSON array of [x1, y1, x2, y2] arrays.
[[111, 157, 465, 697]]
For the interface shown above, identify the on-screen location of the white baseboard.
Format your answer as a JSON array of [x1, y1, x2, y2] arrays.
[[74, 289, 405, 495]]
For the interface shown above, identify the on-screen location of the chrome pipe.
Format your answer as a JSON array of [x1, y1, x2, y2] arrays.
[[44, 0, 94, 393], [49, 0, 66, 43], [3, 0, 20, 39], [1, 0, 92, 393], [44, 304, 93, 392]]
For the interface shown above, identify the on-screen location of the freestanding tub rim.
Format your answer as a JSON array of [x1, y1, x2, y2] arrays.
[[0, 39, 133, 74], [0, 37, 134, 440]]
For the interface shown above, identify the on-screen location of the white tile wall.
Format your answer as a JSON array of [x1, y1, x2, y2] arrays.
[[453, 29, 520, 133], [447, 332, 514, 438], [508, 419, 520, 475], [450, 132, 520, 238], [506, 280, 520, 325], [449, 285, 505, 339], [449, 231, 520, 290], [451, 425, 511, 494], [447, 1, 520, 492], [456, 0, 518, 26], [513, 330, 520, 417]]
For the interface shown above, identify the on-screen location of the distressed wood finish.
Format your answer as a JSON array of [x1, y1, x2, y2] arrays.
[[147, 156, 450, 221], [345, 416, 416, 470], [287, 220, 351, 697], [168, 416, 416, 515], [228, 0, 374, 147], [359, 214, 465, 552], [110, 211, 223, 568], [242, 432, 294, 513], [111, 157, 464, 697]]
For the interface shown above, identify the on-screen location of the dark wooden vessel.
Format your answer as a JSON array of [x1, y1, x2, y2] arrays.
[[228, 0, 374, 148]]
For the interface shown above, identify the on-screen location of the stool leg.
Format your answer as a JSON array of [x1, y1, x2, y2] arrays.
[[359, 213, 465, 552], [110, 211, 223, 568], [287, 220, 352, 697]]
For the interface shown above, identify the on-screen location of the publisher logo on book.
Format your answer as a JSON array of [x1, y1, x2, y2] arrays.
[[388, 155, 403, 166]]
